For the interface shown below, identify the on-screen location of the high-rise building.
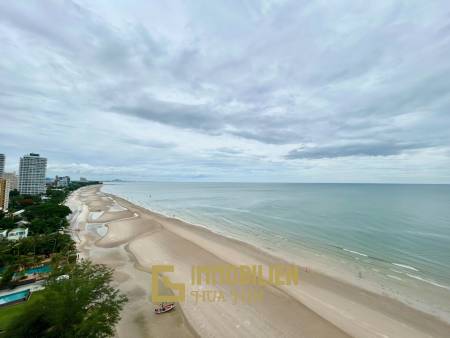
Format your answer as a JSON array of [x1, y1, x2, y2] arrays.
[[55, 175, 70, 188], [0, 154, 5, 177], [3, 172, 18, 191], [0, 178, 10, 211], [19, 153, 47, 195]]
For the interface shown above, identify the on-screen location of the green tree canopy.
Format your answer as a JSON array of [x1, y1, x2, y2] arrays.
[[0, 233, 76, 267], [6, 260, 127, 338], [0, 216, 16, 230], [24, 204, 71, 221], [46, 189, 67, 204]]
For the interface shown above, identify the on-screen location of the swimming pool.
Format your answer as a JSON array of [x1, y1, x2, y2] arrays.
[[0, 289, 30, 306], [25, 265, 51, 275]]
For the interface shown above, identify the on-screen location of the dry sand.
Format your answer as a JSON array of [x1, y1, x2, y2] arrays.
[[66, 185, 450, 338]]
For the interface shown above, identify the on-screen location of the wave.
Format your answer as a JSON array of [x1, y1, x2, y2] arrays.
[[392, 263, 419, 271], [342, 248, 368, 257], [406, 274, 450, 290]]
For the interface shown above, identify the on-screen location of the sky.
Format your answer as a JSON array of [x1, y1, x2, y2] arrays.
[[0, 0, 450, 183]]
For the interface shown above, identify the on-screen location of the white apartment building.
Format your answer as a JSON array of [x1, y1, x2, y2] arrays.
[[55, 175, 70, 188], [19, 153, 47, 195]]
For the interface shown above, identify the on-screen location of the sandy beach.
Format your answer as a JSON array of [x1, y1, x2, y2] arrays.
[[66, 185, 450, 338]]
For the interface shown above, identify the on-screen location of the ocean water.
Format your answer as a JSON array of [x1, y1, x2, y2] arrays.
[[102, 182, 450, 314]]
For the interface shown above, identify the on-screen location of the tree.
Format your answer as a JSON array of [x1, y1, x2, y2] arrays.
[[0, 233, 76, 268], [24, 204, 71, 221], [6, 260, 127, 337], [0, 216, 16, 230], [29, 217, 66, 234], [46, 189, 67, 204], [0, 265, 15, 289]]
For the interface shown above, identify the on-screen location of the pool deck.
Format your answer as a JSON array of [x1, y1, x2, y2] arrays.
[[0, 280, 45, 298]]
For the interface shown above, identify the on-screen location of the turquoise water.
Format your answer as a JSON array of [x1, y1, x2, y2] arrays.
[[25, 265, 51, 275], [0, 289, 30, 306], [103, 182, 450, 313]]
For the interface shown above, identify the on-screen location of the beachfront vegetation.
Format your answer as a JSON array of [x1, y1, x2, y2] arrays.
[[1, 182, 99, 271], [1, 182, 101, 285], [1, 194, 70, 235], [5, 261, 127, 338], [0, 233, 75, 267], [0, 181, 127, 337], [25, 203, 71, 222], [1, 181, 100, 235], [0, 185, 77, 289]]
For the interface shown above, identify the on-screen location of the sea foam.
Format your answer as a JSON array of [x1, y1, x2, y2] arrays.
[[406, 274, 450, 290], [392, 263, 419, 271], [343, 248, 368, 257]]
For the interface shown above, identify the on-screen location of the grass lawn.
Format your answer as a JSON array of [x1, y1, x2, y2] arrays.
[[0, 290, 44, 334]]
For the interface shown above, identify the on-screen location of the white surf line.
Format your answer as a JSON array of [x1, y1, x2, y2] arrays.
[[406, 274, 450, 290], [391, 263, 418, 271], [342, 248, 368, 257]]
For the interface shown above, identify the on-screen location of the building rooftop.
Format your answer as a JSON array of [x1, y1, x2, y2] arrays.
[[12, 209, 25, 216]]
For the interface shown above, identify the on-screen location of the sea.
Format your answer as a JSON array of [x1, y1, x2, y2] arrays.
[[102, 182, 450, 318]]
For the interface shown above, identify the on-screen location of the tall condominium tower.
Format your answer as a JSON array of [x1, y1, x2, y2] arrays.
[[0, 178, 10, 211], [0, 153, 4, 177], [19, 153, 47, 195]]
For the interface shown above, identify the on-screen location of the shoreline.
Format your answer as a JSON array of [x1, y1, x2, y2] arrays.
[[67, 184, 450, 338], [102, 183, 450, 323], [103, 184, 450, 324]]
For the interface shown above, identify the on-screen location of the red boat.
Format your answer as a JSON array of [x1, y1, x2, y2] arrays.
[[154, 302, 176, 314]]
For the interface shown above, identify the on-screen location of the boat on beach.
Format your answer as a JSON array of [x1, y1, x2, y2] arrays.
[[154, 302, 175, 314]]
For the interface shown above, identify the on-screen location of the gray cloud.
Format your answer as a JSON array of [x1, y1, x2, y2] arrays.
[[110, 99, 222, 132], [0, 1, 450, 182], [286, 142, 429, 160]]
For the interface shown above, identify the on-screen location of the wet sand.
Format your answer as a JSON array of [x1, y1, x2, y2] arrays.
[[66, 185, 450, 338]]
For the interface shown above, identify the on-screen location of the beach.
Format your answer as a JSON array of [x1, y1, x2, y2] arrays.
[[66, 185, 450, 338]]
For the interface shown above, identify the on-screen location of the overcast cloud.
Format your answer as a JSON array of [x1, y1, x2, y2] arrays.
[[0, 0, 449, 183]]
